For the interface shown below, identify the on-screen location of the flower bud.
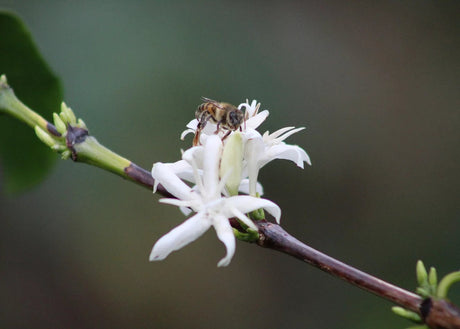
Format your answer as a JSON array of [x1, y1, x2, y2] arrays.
[[220, 132, 243, 196], [416, 260, 428, 286], [53, 112, 67, 134], [34, 126, 55, 148], [61, 102, 77, 124]]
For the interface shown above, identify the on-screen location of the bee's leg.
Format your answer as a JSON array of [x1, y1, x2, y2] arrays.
[[193, 130, 201, 146], [214, 120, 224, 134], [197, 115, 213, 135], [221, 130, 231, 142], [197, 113, 209, 129], [194, 114, 212, 146]]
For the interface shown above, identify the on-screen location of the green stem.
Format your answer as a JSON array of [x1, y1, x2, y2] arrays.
[[0, 75, 57, 135], [0, 74, 156, 190], [70, 133, 154, 189], [73, 135, 131, 176]]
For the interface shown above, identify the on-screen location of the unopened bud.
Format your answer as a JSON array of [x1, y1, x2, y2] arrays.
[[220, 132, 243, 196], [416, 260, 428, 286], [53, 112, 67, 134], [35, 126, 55, 148], [61, 102, 77, 124], [391, 306, 421, 322], [61, 150, 71, 160], [77, 118, 87, 129], [428, 267, 438, 288]]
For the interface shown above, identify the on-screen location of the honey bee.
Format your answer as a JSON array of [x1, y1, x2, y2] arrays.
[[193, 97, 244, 146]]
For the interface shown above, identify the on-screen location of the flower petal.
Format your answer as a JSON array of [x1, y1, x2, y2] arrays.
[[238, 179, 264, 196], [264, 144, 311, 168], [238, 99, 258, 117], [180, 128, 195, 141], [159, 198, 195, 208], [165, 159, 195, 183], [181, 119, 199, 140], [246, 110, 269, 130], [275, 127, 305, 142], [245, 138, 265, 195], [228, 206, 258, 231], [179, 206, 192, 216], [149, 212, 211, 261], [263, 126, 292, 140], [241, 128, 262, 142], [225, 195, 281, 223], [151, 162, 194, 200], [185, 119, 198, 130], [212, 214, 236, 267], [182, 146, 205, 170], [202, 135, 222, 194]]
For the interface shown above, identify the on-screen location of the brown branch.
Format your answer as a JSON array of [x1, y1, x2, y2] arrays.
[[121, 161, 460, 328], [255, 220, 422, 311], [422, 299, 460, 329]]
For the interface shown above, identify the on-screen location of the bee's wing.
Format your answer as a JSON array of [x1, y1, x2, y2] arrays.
[[200, 96, 215, 102], [200, 96, 224, 109]]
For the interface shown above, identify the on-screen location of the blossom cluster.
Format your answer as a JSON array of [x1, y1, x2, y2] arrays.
[[150, 99, 311, 266]]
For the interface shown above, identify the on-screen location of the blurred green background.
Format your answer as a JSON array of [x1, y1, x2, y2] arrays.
[[0, 1, 459, 328]]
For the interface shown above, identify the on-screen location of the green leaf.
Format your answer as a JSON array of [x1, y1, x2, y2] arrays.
[[0, 11, 63, 194]]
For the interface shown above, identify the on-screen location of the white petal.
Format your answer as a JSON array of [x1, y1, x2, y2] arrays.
[[265, 126, 295, 140], [183, 118, 218, 144], [246, 110, 269, 130], [152, 177, 160, 194], [159, 198, 195, 208], [182, 146, 206, 194], [238, 99, 258, 117], [180, 128, 195, 141], [185, 119, 198, 130], [238, 179, 264, 196], [196, 121, 219, 137], [179, 206, 192, 216], [228, 206, 258, 231], [149, 212, 211, 261], [165, 160, 196, 183], [151, 163, 194, 200], [276, 127, 305, 142], [202, 135, 222, 193], [242, 128, 262, 142], [244, 138, 265, 195], [182, 146, 204, 169], [212, 214, 236, 267], [225, 195, 281, 223], [265, 144, 311, 168]]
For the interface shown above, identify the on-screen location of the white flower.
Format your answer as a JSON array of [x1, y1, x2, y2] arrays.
[[151, 135, 281, 267], [238, 99, 269, 133], [156, 147, 264, 197], [180, 99, 311, 196], [245, 126, 311, 196]]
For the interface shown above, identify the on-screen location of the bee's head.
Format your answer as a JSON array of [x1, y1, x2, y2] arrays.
[[227, 109, 244, 130]]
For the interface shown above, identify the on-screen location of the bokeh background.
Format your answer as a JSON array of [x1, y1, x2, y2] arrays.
[[0, 1, 459, 328]]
